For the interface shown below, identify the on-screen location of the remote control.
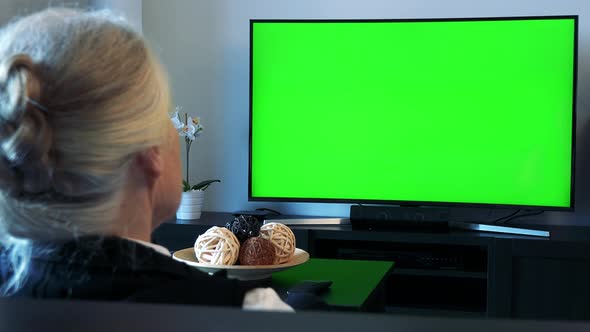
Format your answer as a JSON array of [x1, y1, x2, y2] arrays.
[[287, 280, 333, 295]]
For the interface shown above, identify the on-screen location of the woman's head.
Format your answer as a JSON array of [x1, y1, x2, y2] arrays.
[[0, 8, 180, 241]]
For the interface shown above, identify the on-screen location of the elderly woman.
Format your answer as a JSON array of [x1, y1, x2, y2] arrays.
[[0, 8, 288, 310]]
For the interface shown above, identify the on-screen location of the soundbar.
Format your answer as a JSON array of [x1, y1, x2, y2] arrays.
[[264, 218, 350, 225], [350, 205, 450, 231]]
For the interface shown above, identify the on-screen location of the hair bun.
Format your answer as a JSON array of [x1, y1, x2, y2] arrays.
[[0, 54, 53, 195], [0, 55, 41, 122]]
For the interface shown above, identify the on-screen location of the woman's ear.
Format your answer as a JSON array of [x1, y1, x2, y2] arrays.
[[135, 147, 163, 187]]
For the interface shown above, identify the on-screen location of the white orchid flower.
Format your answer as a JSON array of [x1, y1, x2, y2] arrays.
[[191, 116, 204, 135], [167, 106, 217, 193], [192, 116, 204, 129], [181, 127, 196, 140], [184, 117, 198, 141], [170, 111, 184, 130]]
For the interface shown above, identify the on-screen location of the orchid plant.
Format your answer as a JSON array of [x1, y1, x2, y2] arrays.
[[170, 107, 220, 192]]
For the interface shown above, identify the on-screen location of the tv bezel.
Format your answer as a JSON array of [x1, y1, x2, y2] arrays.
[[248, 15, 578, 211]]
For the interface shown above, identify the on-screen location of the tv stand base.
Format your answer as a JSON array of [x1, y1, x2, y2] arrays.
[[450, 221, 550, 237]]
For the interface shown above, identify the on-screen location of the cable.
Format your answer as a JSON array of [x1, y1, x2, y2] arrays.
[[493, 209, 521, 224], [501, 210, 545, 224], [255, 208, 282, 215]]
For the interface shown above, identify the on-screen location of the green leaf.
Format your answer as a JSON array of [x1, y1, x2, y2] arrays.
[[191, 179, 221, 191], [182, 180, 191, 192]]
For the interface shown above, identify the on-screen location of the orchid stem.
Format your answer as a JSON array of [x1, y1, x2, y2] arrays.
[[186, 138, 191, 188], [184, 113, 190, 188]]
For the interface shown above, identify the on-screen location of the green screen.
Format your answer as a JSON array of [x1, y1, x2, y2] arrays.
[[251, 18, 575, 208]]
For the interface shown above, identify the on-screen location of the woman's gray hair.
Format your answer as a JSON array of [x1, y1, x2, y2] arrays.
[[0, 8, 171, 295]]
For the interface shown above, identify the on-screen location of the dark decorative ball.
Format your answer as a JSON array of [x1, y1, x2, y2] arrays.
[[225, 215, 262, 243], [239, 237, 276, 266]]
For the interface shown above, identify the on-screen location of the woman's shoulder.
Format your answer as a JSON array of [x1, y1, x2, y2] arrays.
[[19, 236, 245, 306]]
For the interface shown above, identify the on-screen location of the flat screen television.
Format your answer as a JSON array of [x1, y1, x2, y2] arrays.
[[249, 16, 577, 211]]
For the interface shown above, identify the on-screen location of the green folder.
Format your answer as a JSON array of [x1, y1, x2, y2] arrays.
[[273, 258, 394, 310]]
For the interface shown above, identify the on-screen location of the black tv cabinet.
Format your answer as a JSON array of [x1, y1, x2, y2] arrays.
[[153, 212, 590, 320]]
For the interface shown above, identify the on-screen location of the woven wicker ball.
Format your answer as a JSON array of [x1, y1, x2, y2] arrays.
[[194, 226, 240, 265], [225, 215, 262, 243], [239, 237, 276, 266], [260, 222, 296, 264]]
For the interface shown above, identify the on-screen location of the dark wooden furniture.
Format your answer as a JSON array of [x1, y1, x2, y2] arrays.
[[3, 297, 590, 332], [153, 212, 590, 320]]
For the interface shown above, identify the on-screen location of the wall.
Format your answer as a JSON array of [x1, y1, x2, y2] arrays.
[[0, 0, 89, 26], [91, 0, 142, 32], [143, 0, 590, 225], [0, 1, 139, 31]]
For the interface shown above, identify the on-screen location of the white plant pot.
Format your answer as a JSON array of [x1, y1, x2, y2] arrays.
[[176, 190, 205, 220]]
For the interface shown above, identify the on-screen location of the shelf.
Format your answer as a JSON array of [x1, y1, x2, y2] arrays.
[[393, 268, 487, 279], [386, 306, 486, 318], [314, 239, 488, 275], [386, 273, 487, 314]]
